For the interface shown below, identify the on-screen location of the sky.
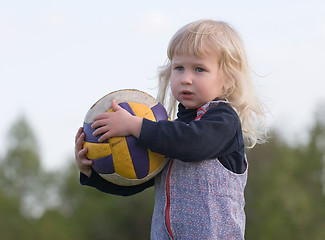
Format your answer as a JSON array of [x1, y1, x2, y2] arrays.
[[1, 0, 325, 170]]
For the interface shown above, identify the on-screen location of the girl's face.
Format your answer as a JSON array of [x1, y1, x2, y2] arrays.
[[170, 53, 225, 109]]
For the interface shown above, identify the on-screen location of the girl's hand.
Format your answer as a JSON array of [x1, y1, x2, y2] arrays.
[[74, 127, 93, 177], [91, 99, 143, 142]]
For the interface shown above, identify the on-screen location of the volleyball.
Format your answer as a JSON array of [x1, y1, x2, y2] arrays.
[[83, 89, 169, 186]]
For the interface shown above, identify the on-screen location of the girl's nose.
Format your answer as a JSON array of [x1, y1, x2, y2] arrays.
[[180, 71, 192, 84]]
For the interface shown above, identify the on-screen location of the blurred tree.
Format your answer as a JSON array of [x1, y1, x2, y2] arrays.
[[56, 161, 154, 240], [245, 106, 325, 239], [0, 115, 46, 218], [0, 115, 40, 192], [0, 116, 41, 238], [0, 188, 30, 239], [0, 116, 154, 239]]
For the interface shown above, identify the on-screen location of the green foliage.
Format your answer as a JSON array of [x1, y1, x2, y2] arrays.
[[56, 162, 154, 240], [245, 120, 325, 239], [0, 116, 41, 194], [0, 115, 154, 239], [1, 110, 325, 239]]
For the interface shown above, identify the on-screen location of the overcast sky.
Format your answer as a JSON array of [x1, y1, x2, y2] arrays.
[[1, 0, 325, 170]]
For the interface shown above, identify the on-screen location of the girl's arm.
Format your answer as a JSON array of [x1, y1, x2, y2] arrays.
[[91, 100, 243, 164], [138, 104, 243, 161]]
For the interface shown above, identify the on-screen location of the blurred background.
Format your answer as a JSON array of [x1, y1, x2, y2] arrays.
[[1, 0, 325, 239]]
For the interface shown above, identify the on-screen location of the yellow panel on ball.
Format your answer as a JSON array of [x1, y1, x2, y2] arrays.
[[109, 136, 137, 180], [148, 150, 165, 175], [84, 142, 112, 159], [128, 102, 156, 121]]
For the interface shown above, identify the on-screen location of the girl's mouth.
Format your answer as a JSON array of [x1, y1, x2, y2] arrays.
[[181, 91, 193, 99]]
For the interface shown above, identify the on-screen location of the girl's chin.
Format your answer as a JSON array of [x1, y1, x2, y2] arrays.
[[181, 102, 201, 109]]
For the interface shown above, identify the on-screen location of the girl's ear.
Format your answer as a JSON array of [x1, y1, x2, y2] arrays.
[[221, 77, 235, 98], [217, 66, 234, 98]]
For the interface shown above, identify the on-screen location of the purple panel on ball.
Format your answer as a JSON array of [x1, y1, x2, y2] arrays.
[[125, 135, 149, 179], [83, 123, 108, 143], [92, 154, 115, 174], [119, 102, 135, 116], [151, 102, 168, 121]]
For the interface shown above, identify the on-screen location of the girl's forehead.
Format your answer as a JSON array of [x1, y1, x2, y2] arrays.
[[170, 43, 219, 62], [171, 53, 219, 65], [172, 46, 206, 57]]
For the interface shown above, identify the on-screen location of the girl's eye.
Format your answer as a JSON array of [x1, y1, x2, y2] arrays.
[[175, 66, 184, 71], [195, 67, 205, 72]]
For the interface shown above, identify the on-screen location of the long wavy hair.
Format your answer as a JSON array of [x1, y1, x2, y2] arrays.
[[157, 19, 267, 147]]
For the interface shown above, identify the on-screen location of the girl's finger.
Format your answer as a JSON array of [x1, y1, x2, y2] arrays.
[[75, 127, 83, 142], [92, 126, 109, 137], [81, 158, 93, 166], [93, 112, 109, 122], [98, 132, 111, 143], [111, 99, 122, 111], [76, 132, 85, 147], [77, 146, 88, 156], [91, 119, 105, 129]]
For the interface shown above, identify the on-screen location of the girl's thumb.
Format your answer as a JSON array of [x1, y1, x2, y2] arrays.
[[111, 99, 121, 111]]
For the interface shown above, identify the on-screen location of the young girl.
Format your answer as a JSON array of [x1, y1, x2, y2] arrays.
[[75, 19, 267, 239]]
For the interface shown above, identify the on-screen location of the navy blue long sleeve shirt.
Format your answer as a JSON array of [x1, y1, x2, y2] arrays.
[[80, 101, 246, 196]]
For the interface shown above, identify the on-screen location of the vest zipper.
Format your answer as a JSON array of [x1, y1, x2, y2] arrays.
[[165, 159, 174, 240]]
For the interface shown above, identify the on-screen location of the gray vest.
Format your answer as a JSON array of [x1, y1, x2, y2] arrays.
[[150, 101, 247, 240]]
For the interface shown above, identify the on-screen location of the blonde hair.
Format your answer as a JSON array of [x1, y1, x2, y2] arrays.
[[157, 19, 267, 148]]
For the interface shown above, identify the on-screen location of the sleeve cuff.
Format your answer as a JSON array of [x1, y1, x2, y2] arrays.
[[80, 170, 101, 186], [138, 118, 157, 146]]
